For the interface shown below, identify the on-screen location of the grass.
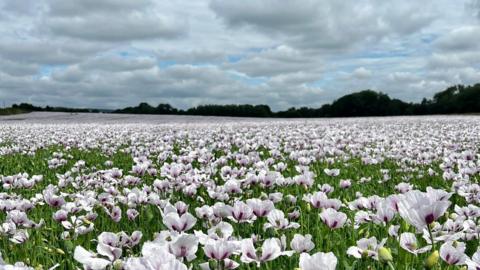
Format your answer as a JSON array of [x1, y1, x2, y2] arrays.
[[0, 108, 28, 116], [0, 144, 473, 270]]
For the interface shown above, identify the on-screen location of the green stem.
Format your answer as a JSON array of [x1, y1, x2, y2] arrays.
[[427, 225, 436, 251], [217, 259, 225, 270]]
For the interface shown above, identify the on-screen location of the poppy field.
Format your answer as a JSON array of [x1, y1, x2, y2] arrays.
[[0, 115, 479, 269]]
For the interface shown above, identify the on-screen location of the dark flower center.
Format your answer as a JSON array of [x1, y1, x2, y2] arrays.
[[425, 213, 435, 224]]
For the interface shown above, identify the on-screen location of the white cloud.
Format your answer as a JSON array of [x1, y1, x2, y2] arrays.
[[352, 67, 372, 79], [224, 45, 321, 77], [435, 26, 480, 51], [44, 0, 187, 42], [211, 0, 435, 51], [0, 0, 478, 110]]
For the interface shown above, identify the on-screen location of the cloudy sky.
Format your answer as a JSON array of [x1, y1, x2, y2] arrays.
[[1, 0, 480, 110]]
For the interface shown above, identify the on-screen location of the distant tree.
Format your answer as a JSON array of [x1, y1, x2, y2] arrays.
[[156, 103, 177, 114], [327, 90, 403, 117], [12, 82, 480, 118]]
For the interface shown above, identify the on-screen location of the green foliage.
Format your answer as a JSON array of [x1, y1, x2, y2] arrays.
[[0, 107, 27, 116], [114, 102, 178, 114], [110, 83, 480, 117], [0, 146, 465, 269], [186, 104, 273, 117], [11, 103, 101, 113]]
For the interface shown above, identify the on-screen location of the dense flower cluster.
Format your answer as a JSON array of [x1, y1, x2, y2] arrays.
[[0, 116, 479, 269]]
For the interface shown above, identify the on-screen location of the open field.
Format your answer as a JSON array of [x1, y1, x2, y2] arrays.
[[0, 114, 479, 269]]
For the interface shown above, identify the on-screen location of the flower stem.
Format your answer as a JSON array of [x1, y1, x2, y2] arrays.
[[427, 225, 436, 250]]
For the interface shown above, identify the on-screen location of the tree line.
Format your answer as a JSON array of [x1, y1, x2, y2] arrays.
[[113, 83, 480, 117], [9, 83, 480, 118], [11, 103, 101, 113]]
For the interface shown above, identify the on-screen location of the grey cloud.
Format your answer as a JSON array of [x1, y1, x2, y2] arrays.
[[50, 66, 85, 83], [211, 0, 435, 51], [427, 68, 480, 85], [388, 72, 421, 83], [427, 25, 480, 71], [466, 0, 480, 19], [224, 45, 321, 77], [46, 15, 185, 42], [0, 0, 45, 16], [0, 39, 110, 65], [155, 50, 226, 64], [269, 72, 320, 86], [210, 0, 318, 29], [435, 26, 480, 51], [428, 51, 480, 69], [46, 0, 152, 16], [80, 56, 157, 72], [44, 0, 187, 42], [0, 58, 39, 77], [0, 0, 478, 111], [2, 62, 325, 110]]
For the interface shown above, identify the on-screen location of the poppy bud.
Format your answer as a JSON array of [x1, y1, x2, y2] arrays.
[[113, 259, 123, 270], [208, 260, 218, 269], [378, 247, 393, 262], [425, 250, 439, 269], [82, 218, 92, 225]]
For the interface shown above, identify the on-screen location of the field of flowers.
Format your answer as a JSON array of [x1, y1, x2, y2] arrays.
[[0, 114, 479, 269]]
